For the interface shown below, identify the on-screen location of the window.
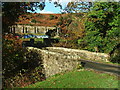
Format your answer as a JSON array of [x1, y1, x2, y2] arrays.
[[23, 27, 24, 33], [13, 27, 15, 33], [25, 27, 27, 33]]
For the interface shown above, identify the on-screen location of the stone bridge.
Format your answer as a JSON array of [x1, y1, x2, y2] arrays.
[[26, 47, 110, 78]]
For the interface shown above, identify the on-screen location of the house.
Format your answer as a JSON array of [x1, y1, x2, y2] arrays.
[[9, 25, 59, 35]]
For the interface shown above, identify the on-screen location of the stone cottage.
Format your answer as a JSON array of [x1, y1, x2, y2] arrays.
[[9, 25, 59, 35]]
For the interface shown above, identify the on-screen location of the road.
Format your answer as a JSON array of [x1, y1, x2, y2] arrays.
[[80, 59, 120, 76]]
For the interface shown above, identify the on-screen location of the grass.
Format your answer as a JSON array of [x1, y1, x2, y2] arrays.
[[24, 69, 119, 88], [105, 61, 120, 66], [20, 38, 31, 41], [20, 38, 43, 42], [34, 38, 43, 42]]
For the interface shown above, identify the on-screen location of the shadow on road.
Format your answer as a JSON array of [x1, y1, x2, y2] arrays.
[[80, 60, 120, 75]]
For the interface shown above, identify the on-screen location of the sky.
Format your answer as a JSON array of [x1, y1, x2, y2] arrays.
[[27, 0, 119, 14], [36, 2, 63, 14], [27, 1, 69, 14]]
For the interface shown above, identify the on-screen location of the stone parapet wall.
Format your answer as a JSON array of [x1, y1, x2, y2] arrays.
[[27, 47, 80, 78], [26, 47, 110, 78], [46, 47, 110, 62]]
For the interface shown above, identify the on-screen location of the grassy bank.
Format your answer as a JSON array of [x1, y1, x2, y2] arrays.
[[25, 69, 119, 88]]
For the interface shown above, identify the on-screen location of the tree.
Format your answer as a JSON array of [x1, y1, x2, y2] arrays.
[[31, 19, 37, 23], [80, 2, 120, 53], [62, 2, 92, 13], [2, 1, 62, 33], [2, 1, 64, 88], [2, 2, 40, 33]]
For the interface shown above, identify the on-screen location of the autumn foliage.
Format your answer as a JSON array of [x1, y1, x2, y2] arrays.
[[2, 34, 45, 88]]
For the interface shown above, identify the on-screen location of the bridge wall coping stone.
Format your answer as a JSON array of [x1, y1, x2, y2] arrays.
[[46, 47, 110, 62]]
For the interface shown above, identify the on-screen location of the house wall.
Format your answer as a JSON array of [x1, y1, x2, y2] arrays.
[[10, 25, 57, 34]]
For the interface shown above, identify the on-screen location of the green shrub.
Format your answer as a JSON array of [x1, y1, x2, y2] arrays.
[[36, 21, 42, 23], [49, 15, 57, 20], [25, 24, 33, 26], [36, 14, 44, 18], [59, 16, 63, 21], [73, 23, 78, 27], [31, 19, 37, 23], [57, 21, 62, 26], [109, 43, 120, 63]]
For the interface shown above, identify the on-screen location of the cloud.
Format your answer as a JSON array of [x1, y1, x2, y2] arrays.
[[40, 10, 54, 14]]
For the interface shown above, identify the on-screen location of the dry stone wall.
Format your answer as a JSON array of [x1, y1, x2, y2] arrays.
[[26, 47, 80, 78], [46, 47, 110, 62], [26, 47, 110, 78]]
